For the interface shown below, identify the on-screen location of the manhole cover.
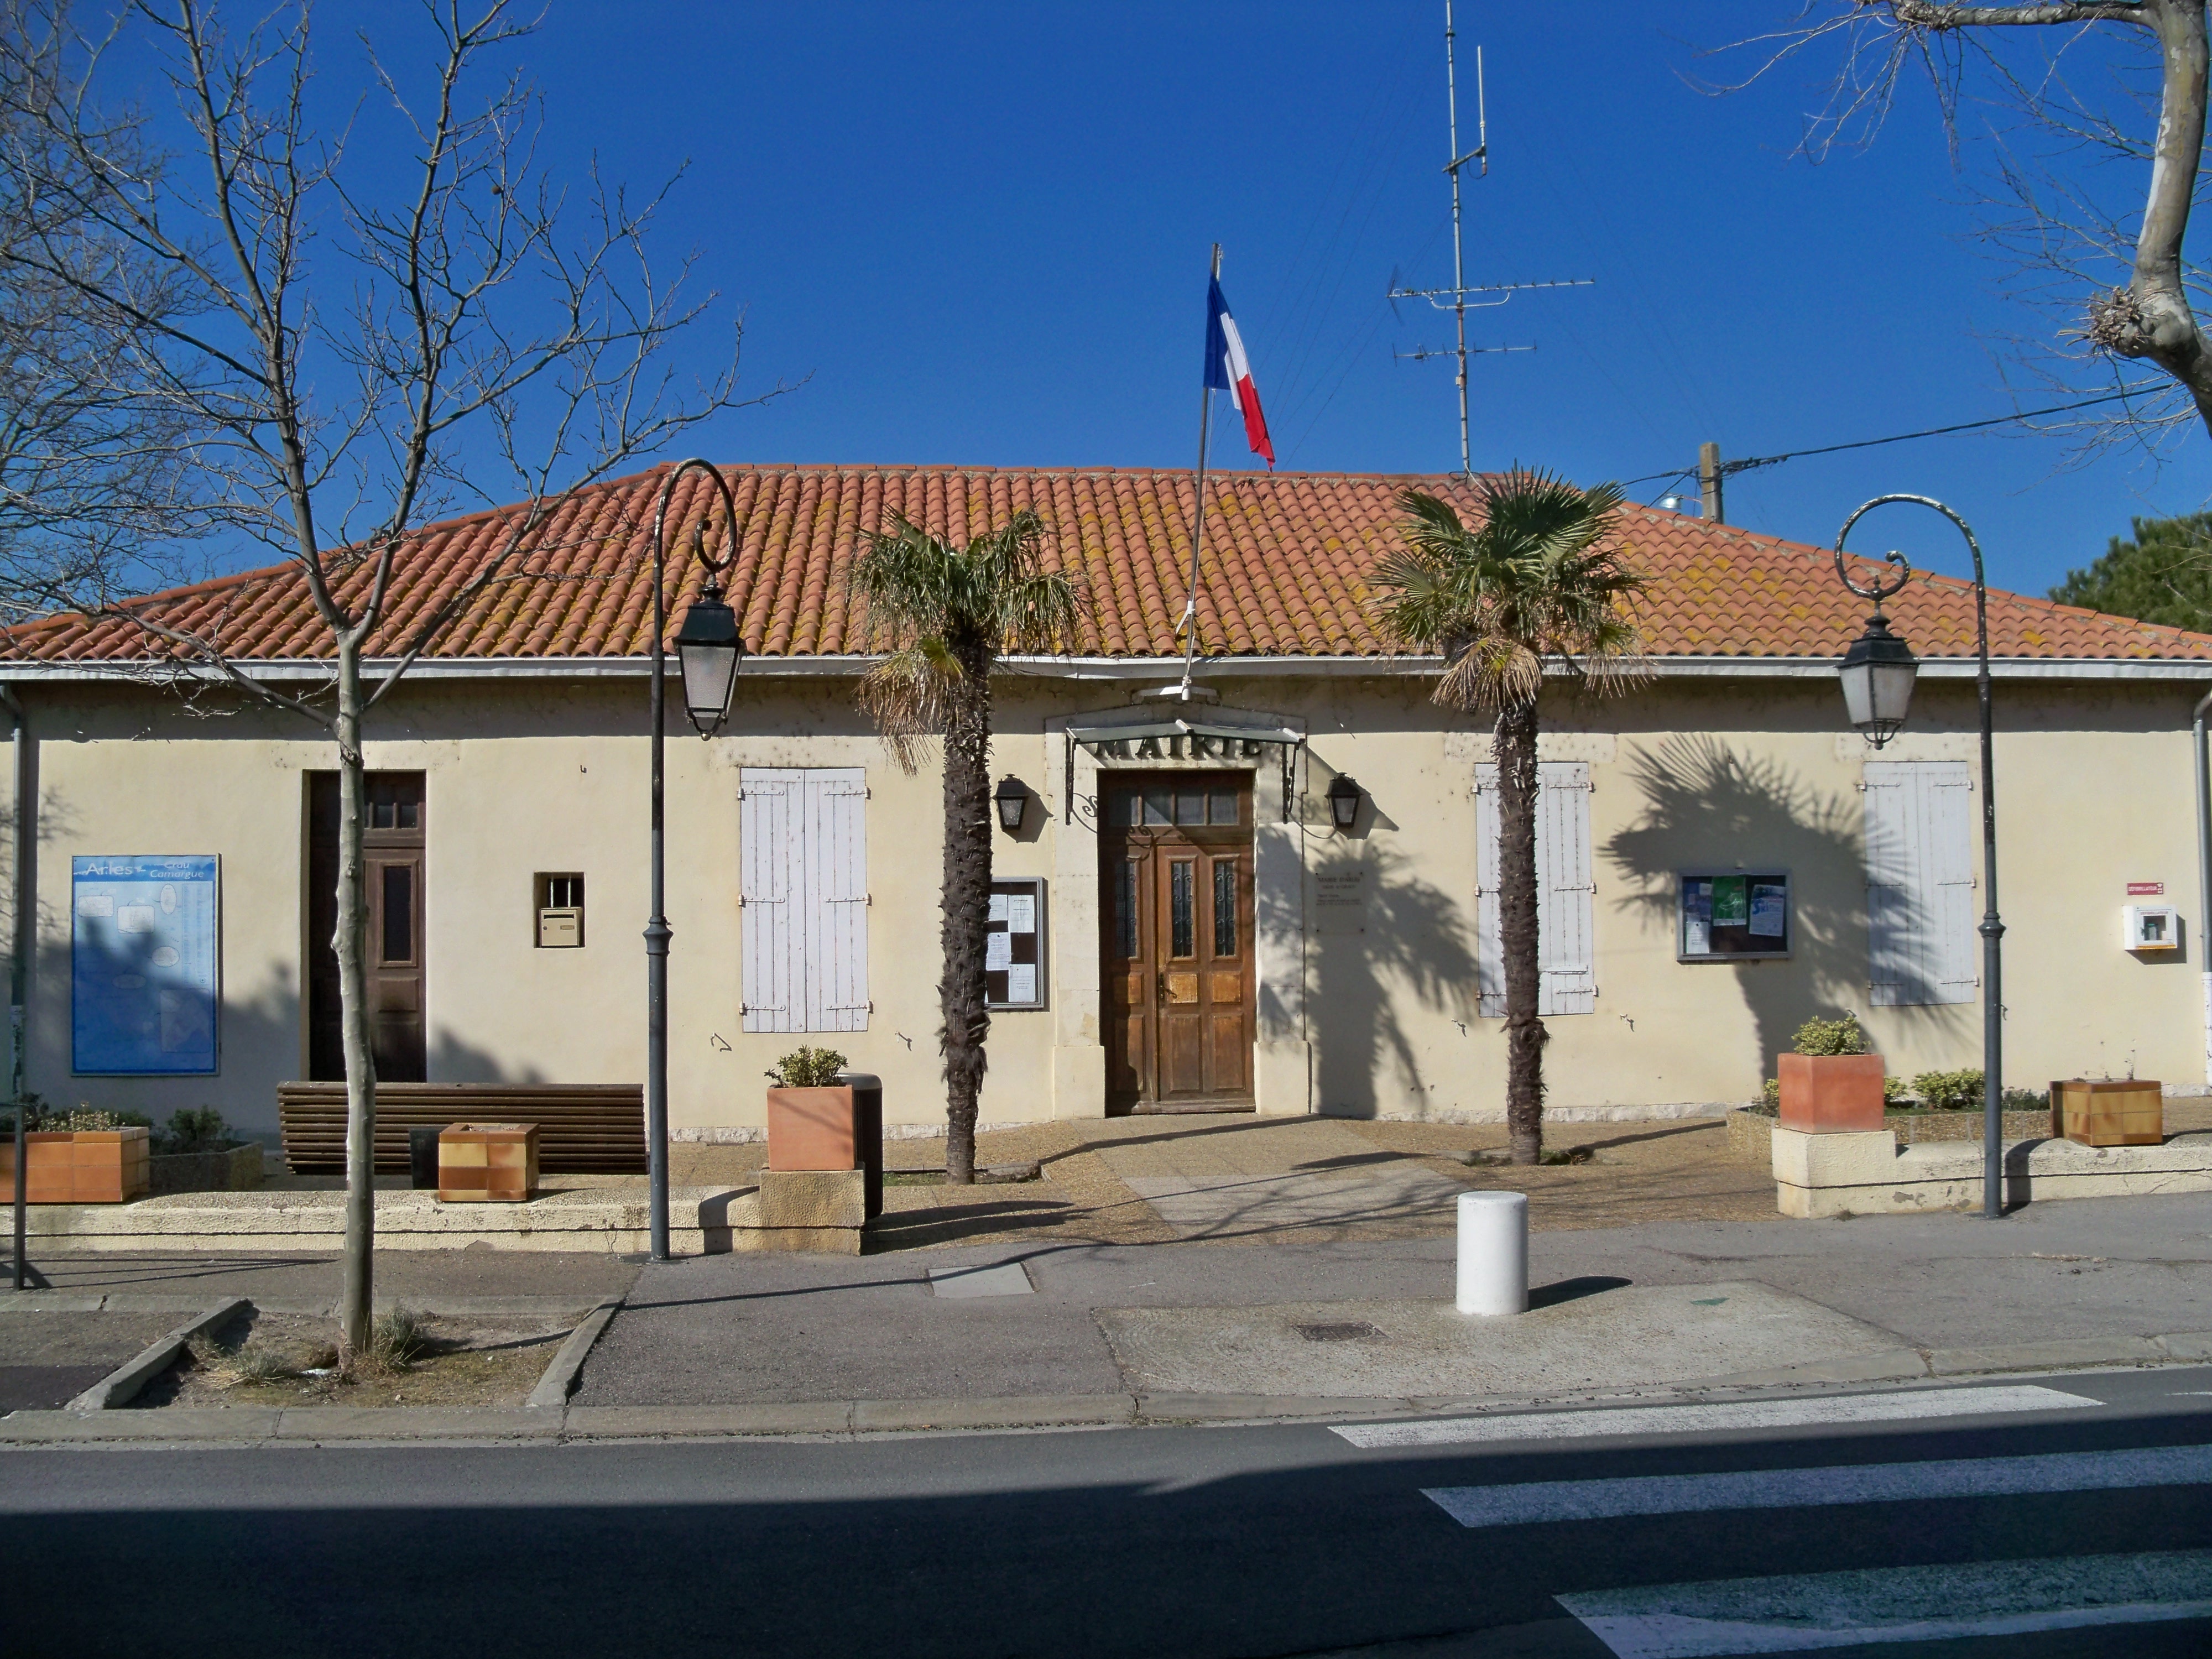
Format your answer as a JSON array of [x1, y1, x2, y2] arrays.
[[1295, 1321, 1384, 1343]]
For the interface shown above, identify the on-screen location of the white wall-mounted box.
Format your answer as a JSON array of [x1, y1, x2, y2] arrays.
[[538, 906, 582, 948], [2123, 904, 2180, 952]]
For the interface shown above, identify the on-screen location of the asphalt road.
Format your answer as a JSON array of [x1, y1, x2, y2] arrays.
[[3, 1367, 2209, 1658]]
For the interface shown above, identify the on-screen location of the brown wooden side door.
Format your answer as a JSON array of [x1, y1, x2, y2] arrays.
[[1102, 773, 1254, 1113], [308, 771, 427, 1082]]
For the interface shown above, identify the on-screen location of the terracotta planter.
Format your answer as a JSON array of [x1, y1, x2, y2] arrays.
[[437, 1121, 540, 1202], [2052, 1079, 2162, 1147], [766, 1077, 883, 1219], [0, 1128, 151, 1203], [767, 1086, 860, 1171], [1777, 1053, 1886, 1133]]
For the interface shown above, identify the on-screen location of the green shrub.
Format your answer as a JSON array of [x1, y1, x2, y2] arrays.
[[1791, 1015, 1868, 1057], [1911, 1069, 1985, 1113], [153, 1107, 234, 1156], [52, 1107, 152, 1132], [2003, 1086, 2048, 1112], [1755, 1078, 1780, 1115], [766, 1046, 849, 1088], [1884, 1074, 1911, 1105]]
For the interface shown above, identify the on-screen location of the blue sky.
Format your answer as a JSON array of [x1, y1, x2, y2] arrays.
[[142, 3, 2212, 599]]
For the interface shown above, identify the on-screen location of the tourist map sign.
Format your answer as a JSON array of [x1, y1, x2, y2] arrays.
[[72, 855, 219, 1074]]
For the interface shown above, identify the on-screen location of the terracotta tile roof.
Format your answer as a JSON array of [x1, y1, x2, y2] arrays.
[[7, 463, 2210, 666]]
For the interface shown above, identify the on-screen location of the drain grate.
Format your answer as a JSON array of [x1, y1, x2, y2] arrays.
[[1295, 1321, 1384, 1343]]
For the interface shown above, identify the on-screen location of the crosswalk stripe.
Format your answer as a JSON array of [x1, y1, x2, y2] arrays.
[[1332, 1383, 2096, 1449], [1424, 1443, 2212, 1528], [1556, 1550, 2212, 1657]]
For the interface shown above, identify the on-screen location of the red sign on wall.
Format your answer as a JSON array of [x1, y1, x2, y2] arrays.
[[2127, 881, 2166, 896]]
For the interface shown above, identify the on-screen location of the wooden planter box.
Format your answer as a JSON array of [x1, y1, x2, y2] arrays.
[[766, 1076, 883, 1219], [1777, 1053, 1887, 1134], [0, 1128, 151, 1203], [437, 1121, 540, 1202], [2051, 1079, 2163, 1147]]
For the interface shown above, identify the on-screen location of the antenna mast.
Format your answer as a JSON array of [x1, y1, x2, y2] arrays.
[[1392, 7, 1592, 475], [1444, 7, 1476, 476]]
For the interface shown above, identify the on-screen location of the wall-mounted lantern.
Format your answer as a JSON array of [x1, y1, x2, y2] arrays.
[[993, 776, 1029, 834], [1326, 773, 1363, 832]]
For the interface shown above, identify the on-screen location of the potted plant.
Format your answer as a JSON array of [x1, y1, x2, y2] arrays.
[[1776, 1015, 1886, 1134], [764, 1047, 856, 1172], [0, 1105, 152, 1202]]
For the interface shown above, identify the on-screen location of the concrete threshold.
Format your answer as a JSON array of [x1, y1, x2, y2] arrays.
[[5, 1328, 2205, 1448]]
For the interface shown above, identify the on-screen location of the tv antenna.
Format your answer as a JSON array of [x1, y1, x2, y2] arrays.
[[1388, 4, 1592, 474]]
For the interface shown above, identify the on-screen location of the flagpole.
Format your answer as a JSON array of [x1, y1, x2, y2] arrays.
[[1178, 243, 1222, 700]]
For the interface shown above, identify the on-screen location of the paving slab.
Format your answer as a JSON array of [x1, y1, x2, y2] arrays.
[[1095, 1281, 1908, 1400], [927, 1262, 1034, 1298]]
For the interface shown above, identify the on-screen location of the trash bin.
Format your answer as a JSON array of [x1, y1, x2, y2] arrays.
[[409, 1125, 444, 1191], [838, 1072, 884, 1220]]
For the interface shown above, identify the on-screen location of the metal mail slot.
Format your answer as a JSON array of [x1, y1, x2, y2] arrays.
[[538, 906, 582, 948]]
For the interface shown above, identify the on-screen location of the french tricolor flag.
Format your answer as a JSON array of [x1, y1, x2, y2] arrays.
[[1204, 276, 1274, 468]]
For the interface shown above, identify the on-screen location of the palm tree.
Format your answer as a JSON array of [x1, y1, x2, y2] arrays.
[[853, 509, 1084, 1183], [1371, 472, 1645, 1166]]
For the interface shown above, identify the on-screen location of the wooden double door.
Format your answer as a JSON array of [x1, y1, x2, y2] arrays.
[[1102, 771, 1255, 1113], [307, 771, 426, 1082]]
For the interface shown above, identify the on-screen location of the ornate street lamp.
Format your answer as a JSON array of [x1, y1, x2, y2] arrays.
[[644, 460, 749, 1261], [1835, 494, 2005, 1220]]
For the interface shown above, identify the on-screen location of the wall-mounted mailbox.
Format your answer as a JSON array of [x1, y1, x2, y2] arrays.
[[536, 873, 584, 948], [2123, 904, 2179, 953]]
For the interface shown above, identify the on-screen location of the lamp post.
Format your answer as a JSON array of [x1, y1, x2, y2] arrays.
[[1835, 493, 2005, 1220], [645, 460, 748, 1262]]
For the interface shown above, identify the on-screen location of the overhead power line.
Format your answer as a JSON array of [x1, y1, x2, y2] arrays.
[[1621, 382, 2169, 493]]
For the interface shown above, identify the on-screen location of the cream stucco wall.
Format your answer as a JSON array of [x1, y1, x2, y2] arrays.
[[1, 666, 2203, 1138]]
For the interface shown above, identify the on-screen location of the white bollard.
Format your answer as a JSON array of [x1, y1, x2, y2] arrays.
[[1455, 1190, 1528, 1316]]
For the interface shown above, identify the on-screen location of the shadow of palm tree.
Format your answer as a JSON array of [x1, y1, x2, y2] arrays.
[[1599, 734, 1961, 1087], [1307, 842, 1478, 1120]]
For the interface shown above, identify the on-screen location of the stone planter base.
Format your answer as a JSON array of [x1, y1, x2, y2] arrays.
[[1730, 1105, 2064, 1166], [148, 1142, 264, 1196], [1771, 1124, 2212, 1218]]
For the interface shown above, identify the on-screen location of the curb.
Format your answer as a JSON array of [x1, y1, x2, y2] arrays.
[[525, 1298, 621, 1410], [64, 1298, 250, 1411], [7, 1326, 2206, 1446]]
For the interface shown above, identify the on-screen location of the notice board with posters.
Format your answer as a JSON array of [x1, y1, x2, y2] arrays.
[[985, 878, 1046, 1010], [72, 855, 220, 1074], [1678, 871, 1790, 962]]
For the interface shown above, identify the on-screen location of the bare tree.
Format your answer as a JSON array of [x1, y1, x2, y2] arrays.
[[1712, 2, 2212, 453], [0, 1, 778, 1363], [0, 1, 208, 616]]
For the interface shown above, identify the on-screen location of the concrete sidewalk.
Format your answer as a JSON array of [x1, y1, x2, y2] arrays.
[[570, 1191, 2212, 1410]]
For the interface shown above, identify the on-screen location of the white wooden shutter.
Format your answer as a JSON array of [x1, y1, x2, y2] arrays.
[[1537, 762, 1596, 1015], [804, 769, 869, 1031], [1864, 759, 1975, 1006], [742, 768, 869, 1034], [1473, 760, 1595, 1018], [740, 770, 799, 1033]]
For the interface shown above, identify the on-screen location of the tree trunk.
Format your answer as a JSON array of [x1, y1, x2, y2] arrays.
[[333, 644, 378, 1364], [939, 644, 994, 1184], [1494, 699, 1547, 1166]]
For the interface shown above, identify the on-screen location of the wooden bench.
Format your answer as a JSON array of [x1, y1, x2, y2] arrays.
[[277, 1083, 646, 1175]]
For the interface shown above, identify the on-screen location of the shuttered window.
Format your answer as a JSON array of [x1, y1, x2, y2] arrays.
[[1473, 760, 1596, 1018], [1863, 759, 1976, 1006], [740, 768, 869, 1032]]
